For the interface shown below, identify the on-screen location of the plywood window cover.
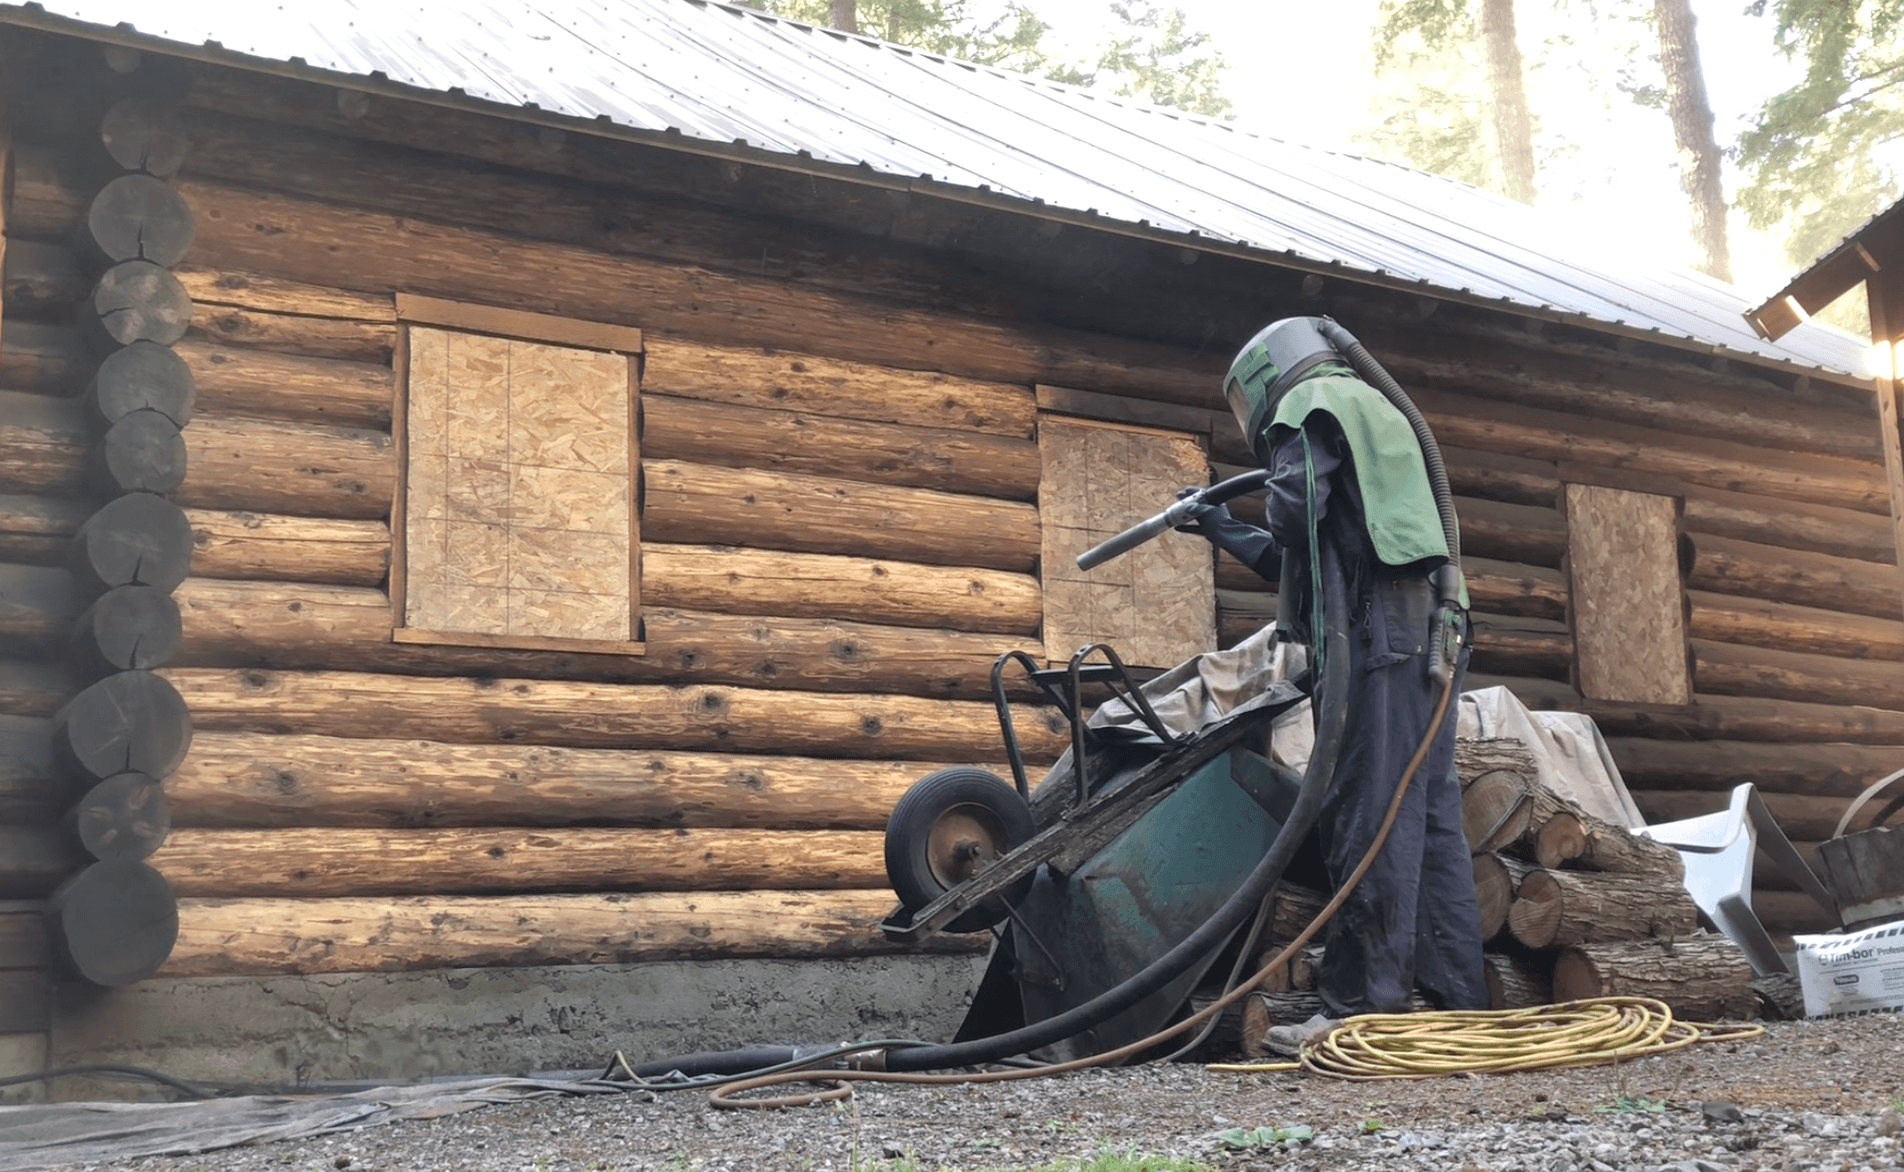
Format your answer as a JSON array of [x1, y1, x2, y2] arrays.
[[393, 297, 644, 656], [1039, 415, 1216, 670]]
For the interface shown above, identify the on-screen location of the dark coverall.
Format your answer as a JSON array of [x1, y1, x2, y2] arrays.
[[1189, 414, 1489, 1016]]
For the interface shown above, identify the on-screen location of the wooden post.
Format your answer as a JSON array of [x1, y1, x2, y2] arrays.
[[1866, 275, 1904, 622]]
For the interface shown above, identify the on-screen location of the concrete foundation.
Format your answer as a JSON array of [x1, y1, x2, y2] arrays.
[[47, 953, 990, 1097]]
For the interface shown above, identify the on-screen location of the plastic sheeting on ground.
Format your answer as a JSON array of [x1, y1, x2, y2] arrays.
[[0, 1076, 641, 1170]]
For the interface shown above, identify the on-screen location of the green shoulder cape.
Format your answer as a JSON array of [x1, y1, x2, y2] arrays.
[[1266, 368, 1455, 571]]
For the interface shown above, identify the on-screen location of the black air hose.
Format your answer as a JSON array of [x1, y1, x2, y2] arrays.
[[884, 543, 1355, 1073]]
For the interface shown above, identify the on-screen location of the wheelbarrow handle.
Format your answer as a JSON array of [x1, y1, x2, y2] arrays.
[[1075, 469, 1273, 571], [1833, 764, 1904, 840]]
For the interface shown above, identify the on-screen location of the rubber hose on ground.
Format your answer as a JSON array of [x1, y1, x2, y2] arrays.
[[886, 542, 1355, 1073]]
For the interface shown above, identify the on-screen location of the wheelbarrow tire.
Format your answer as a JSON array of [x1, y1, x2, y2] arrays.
[[886, 767, 1036, 933]]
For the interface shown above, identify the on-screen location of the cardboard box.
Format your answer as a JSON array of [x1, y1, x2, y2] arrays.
[[1793, 919, 1904, 1016]]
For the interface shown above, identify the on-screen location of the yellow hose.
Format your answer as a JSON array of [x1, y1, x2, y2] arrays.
[[1211, 996, 1763, 1080]]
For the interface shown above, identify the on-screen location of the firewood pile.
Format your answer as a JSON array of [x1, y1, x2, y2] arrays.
[[1231, 737, 1761, 1059]]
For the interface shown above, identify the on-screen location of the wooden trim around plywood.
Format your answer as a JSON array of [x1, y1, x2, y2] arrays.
[[394, 293, 644, 354], [388, 325, 412, 634], [629, 354, 643, 639], [1036, 384, 1219, 440], [391, 628, 646, 656], [1555, 461, 1687, 502], [1865, 276, 1904, 622]]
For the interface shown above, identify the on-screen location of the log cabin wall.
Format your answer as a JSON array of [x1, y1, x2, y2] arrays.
[[0, 28, 1892, 1007]]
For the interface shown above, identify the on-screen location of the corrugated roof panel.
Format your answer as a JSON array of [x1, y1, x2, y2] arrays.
[[7, 0, 1867, 376]]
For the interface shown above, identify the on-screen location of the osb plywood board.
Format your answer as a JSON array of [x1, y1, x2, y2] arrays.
[[1040, 417, 1213, 668], [1566, 483, 1691, 705], [405, 327, 633, 643]]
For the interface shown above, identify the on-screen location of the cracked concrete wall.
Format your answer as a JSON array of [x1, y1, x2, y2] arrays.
[[47, 955, 988, 1098]]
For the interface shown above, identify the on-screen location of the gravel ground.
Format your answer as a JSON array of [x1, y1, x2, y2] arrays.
[[38, 1014, 1904, 1172]]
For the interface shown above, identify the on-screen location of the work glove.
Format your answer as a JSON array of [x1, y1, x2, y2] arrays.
[[1173, 489, 1279, 579]]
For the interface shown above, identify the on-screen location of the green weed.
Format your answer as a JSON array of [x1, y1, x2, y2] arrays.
[[1215, 1123, 1314, 1151]]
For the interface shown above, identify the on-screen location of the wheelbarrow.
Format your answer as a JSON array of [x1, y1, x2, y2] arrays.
[[879, 635, 1310, 1062]]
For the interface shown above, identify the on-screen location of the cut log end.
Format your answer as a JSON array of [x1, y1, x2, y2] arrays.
[[73, 771, 170, 861], [51, 859, 179, 985], [53, 670, 193, 784]]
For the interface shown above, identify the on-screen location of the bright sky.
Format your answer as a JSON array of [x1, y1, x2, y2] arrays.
[[1023, 0, 1814, 297]]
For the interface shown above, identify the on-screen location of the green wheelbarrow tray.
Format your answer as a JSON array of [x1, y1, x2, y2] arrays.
[[879, 665, 1309, 1062]]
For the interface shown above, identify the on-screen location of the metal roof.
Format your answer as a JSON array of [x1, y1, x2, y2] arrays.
[[3, 0, 1871, 378], [1745, 198, 1904, 342]]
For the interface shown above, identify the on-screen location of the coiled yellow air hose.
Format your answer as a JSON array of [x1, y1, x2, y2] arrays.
[[1211, 996, 1764, 1079]]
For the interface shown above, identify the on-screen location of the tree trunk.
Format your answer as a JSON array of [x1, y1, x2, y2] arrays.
[[829, 0, 857, 34], [1508, 867, 1700, 949], [1552, 937, 1754, 1020], [1480, 0, 1538, 204], [1654, 0, 1731, 282], [160, 889, 984, 976]]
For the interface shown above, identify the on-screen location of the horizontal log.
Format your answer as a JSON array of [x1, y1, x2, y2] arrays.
[[1467, 674, 1904, 745], [0, 825, 84, 899], [1690, 533, 1904, 622], [1385, 344, 1879, 462], [1410, 384, 1891, 515], [643, 544, 1042, 636], [1483, 950, 1553, 1011], [166, 730, 973, 829], [1441, 445, 1559, 508], [189, 303, 395, 366], [175, 178, 1210, 406], [179, 414, 395, 520], [1458, 498, 1566, 568], [0, 658, 76, 717], [185, 509, 389, 586], [1682, 486, 1897, 565], [150, 827, 887, 897], [172, 264, 397, 323], [1752, 890, 1840, 935], [0, 563, 80, 645], [642, 340, 1036, 439], [0, 390, 88, 495], [1552, 938, 1755, 1021], [0, 320, 85, 393], [172, 579, 1035, 699], [640, 393, 1040, 501], [1467, 613, 1572, 679], [1508, 867, 1699, 949], [1690, 591, 1904, 663], [1692, 639, 1904, 713], [1610, 739, 1904, 799], [177, 338, 392, 429], [1631, 789, 1895, 843], [1463, 557, 1569, 620], [0, 493, 92, 566], [0, 716, 59, 824], [642, 459, 1040, 573], [3, 237, 85, 314], [160, 889, 985, 976], [160, 666, 1068, 761]]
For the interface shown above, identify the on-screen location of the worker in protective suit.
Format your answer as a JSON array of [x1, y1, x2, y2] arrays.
[[1179, 317, 1488, 1049]]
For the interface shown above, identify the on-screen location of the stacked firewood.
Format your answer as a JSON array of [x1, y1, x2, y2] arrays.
[[1231, 737, 1756, 1058], [1454, 737, 1752, 1022]]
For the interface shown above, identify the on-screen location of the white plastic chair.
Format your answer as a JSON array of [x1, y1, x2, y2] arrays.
[[1633, 783, 1841, 976]]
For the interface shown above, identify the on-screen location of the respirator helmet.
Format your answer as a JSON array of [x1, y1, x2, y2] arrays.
[[1223, 316, 1342, 463]]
